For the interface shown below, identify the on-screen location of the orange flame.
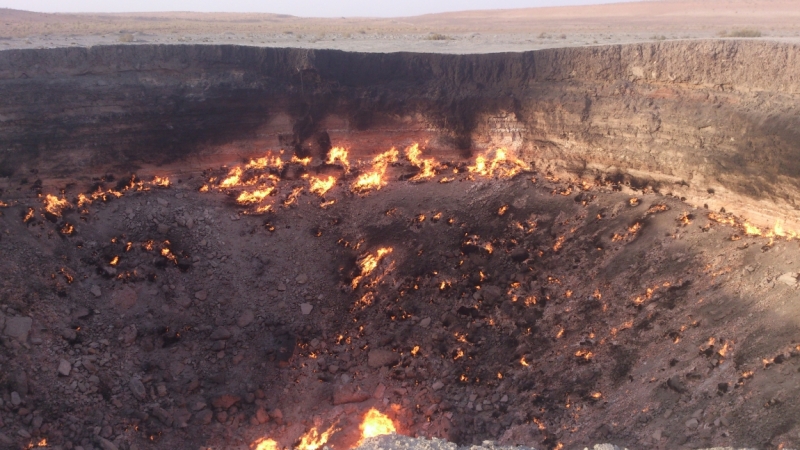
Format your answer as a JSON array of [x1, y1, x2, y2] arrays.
[[297, 424, 337, 450], [43, 194, 71, 217], [405, 143, 438, 181], [309, 176, 337, 196], [358, 408, 396, 445], [251, 438, 279, 450], [246, 152, 284, 171], [282, 187, 304, 207], [152, 176, 171, 187], [326, 147, 351, 172], [351, 148, 398, 193], [236, 188, 274, 205], [743, 222, 761, 236], [352, 248, 393, 288], [220, 167, 244, 188], [467, 148, 529, 178]]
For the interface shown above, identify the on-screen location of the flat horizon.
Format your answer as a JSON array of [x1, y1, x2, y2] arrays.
[[0, 0, 640, 18]]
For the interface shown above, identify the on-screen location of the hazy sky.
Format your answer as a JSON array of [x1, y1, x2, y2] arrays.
[[1, 0, 627, 17]]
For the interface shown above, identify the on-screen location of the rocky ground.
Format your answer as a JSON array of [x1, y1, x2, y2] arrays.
[[1, 147, 800, 450]]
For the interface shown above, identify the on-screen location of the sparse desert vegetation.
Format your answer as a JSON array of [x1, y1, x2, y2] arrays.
[[719, 28, 763, 37]]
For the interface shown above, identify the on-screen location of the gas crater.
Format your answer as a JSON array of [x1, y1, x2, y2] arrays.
[[1, 41, 800, 450]]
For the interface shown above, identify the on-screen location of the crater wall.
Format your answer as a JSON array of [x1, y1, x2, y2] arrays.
[[1, 41, 799, 225]]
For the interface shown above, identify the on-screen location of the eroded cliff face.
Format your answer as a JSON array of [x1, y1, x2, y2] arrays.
[[1, 41, 799, 225]]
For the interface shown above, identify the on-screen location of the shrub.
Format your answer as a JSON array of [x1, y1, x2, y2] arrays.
[[724, 29, 762, 38], [426, 33, 452, 41], [118, 33, 134, 43]]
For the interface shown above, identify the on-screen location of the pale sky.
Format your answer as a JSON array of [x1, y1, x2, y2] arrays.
[[0, 0, 629, 17]]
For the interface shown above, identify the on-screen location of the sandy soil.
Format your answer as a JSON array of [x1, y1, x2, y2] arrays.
[[2, 0, 800, 53]]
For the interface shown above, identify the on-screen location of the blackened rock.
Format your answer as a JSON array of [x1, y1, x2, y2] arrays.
[[667, 375, 687, 393]]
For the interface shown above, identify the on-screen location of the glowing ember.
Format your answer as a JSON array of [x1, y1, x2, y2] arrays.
[[358, 408, 396, 445], [553, 235, 566, 252], [405, 143, 439, 181], [498, 205, 508, 216], [520, 357, 529, 367], [251, 438, 279, 450], [467, 148, 530, 178], [326, 146, 351, 172], [282, 187, 304, 207], [43, 194, 71, 217], [708, 212, 735, 225], [351, 148, 399, 193], [309, 175, 337, 196], [161, 247, 178, 265], [60, 223, 75, 236], [296, 424, 336, 450], [109, 256, 120, 266], [646, 204, 669, 214]]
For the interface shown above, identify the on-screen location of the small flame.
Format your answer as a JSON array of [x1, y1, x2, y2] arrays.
[[467, 148, 530, 178], [296, 424, 337, 450], [283, 187, 304, 207], [309, 176, 337, 196], [43, 194, 71, 217], [109, 256, 120, 266], [220, 167, 244, 188], [743, 222, 761, 236], [152, 176, 171, 187], [405, 143, 439, 181], [247, 152, 285, 171], [161, 247, 178, 265], [646, 204, 669, 214], [291, 155, 312, 166], [326, 147, 351, 172], [236, 188, 274, 205], [351, 248, 393, 288], [358, 408, 396, 445], [498, 205, 509, 216], [60, 223, 75, 236], [252, 438, 279, 450], [351, 148, 399, 193], [520, 357, 529, 367]]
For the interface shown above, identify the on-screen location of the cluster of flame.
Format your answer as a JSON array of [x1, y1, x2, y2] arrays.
[[198, 144, 529, 214], [707, 213, 798, 240], [251, 408, 395, 450], [25, 176, 173, 226]]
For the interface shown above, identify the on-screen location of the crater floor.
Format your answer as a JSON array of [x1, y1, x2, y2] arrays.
[[1, 149, 799, 449]]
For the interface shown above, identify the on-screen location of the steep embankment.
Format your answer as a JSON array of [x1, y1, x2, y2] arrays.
[[1, 41, 799, 225]]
